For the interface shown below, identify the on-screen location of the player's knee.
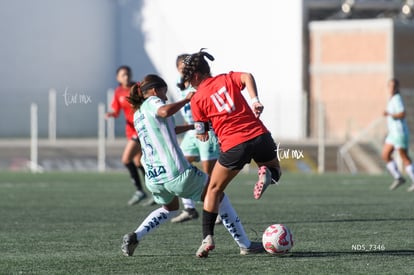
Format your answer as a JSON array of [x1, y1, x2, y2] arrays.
[[382, 152, 391, 162], [121, 156, 131, 165], [208, 183, 224, 197]]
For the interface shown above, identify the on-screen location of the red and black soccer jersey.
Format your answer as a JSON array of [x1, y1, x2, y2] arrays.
[[191, 71, 268, 152], [111, 85, 137, 139]]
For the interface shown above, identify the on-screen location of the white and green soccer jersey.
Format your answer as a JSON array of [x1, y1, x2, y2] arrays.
[[385, 93, 410, 149], [134, 96, 191, 184], [386, 94, 409, 136], [177, 77, 196, 124]]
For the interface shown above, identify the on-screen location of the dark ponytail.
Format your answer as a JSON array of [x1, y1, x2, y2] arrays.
[[127, 82, 144, 111], [127, 74, 168, 111], [178, 48, 214, 90]]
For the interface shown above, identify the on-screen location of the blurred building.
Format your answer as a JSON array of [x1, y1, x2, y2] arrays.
[[309, 19, 414, 140], [307, 0, 414, 142]]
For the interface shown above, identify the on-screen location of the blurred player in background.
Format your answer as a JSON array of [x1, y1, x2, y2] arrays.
[[106, 65, 149, 205], [121, 74, 264, 257], [170, 54, 220, 223], [382, 78, 414, 192], [179, 49, 281, 257]]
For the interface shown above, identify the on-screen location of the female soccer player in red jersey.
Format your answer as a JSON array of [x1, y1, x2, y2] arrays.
[[178, 49, 281, 257], [106, 66, 148, 206]]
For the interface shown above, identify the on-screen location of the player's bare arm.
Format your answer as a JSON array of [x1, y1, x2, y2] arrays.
[[105, 111, 119, 118], [157, 92, 195, 118], [240, 73, 263, 118]]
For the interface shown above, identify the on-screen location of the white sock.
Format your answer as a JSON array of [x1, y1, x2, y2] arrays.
[[181, 198, 196, 209], [134, 207, 178, 241], [405, 164, 414, 183], [219, 194, 251, 249], [386, 161, 402, 179]]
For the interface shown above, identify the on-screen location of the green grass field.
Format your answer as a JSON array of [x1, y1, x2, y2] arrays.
[[1, 172, 413, 274]]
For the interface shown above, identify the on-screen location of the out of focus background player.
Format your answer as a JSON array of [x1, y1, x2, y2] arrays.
[[106, 66, 148, 205], [382, 79, 414, 192]]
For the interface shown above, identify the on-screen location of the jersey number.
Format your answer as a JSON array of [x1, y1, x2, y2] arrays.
[[210, 87, 235, 113]]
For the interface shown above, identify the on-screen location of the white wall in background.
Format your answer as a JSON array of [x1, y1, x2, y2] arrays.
[[140, 0, 305, 139]]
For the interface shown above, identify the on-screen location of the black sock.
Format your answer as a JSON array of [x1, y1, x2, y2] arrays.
[[125, 162, 143, 191], [137, 165, 145, 178], [202, 210, 218, 238], [269, 166, 281, 182]]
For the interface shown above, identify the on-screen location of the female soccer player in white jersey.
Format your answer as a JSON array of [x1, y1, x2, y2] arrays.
[[120, 74, 264, 257], [382, 79, 414, 192], [178, 49, 281, 257]]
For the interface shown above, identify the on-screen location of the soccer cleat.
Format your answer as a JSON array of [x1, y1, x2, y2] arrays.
[[254, 166, 272, 199], [407, 184, 414, 192], [171, 208, 199, 223], [128, 190, 147, 206], [121, 232, 139, 256], [240, 241, 265, 255], [389, 177, 406, 190], [196, 235, 215, 258], [215, 215, 222, 225]]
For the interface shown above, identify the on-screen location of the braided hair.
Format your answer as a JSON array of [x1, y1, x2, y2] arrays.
[[127, 74, 167, 111], [177, 48, 214, 90], [176, 53, 190, 68]]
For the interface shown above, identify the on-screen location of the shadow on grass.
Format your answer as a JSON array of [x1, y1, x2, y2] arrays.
[[289, 250, 414, 258], [256, 217, 414, 225], [131, 250, 414, 259]]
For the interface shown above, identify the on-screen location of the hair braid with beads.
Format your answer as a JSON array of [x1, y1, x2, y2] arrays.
[[177, 49, 214, 90]]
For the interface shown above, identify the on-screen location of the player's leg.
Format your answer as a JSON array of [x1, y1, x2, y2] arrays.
[[171, 155, 199, 222], [122, 182, 179, 256], [134, 197, 179, 240], [122, 139, 147, 205], [198, 131, 222, 224], [172, 132, 200, 223], [200, 158, 223, 224], [398, 147, 414, 192], [201, 159, 217, 175], [172, 157, 219, 224], [383, 138, 405, 190], [253, 133, 281, 199], [197, 162, 240, 257], [132, 140, 146, 180], [121, 197, 179, 256], [165, 164, 260, 257], [217, 193, 264, 255], [171, 196, 199, 222]]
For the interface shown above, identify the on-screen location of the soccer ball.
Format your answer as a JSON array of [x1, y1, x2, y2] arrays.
[[262, 224, 294, 254]]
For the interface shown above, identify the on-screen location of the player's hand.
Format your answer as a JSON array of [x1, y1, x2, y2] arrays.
[[185, 92, 195, 101], [253, 102, 264, 118], [105, 112, 114, 119], [196, 132, 209, 142]]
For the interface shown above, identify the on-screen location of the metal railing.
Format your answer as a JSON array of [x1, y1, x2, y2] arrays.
[[337, 117, 385, 174]]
